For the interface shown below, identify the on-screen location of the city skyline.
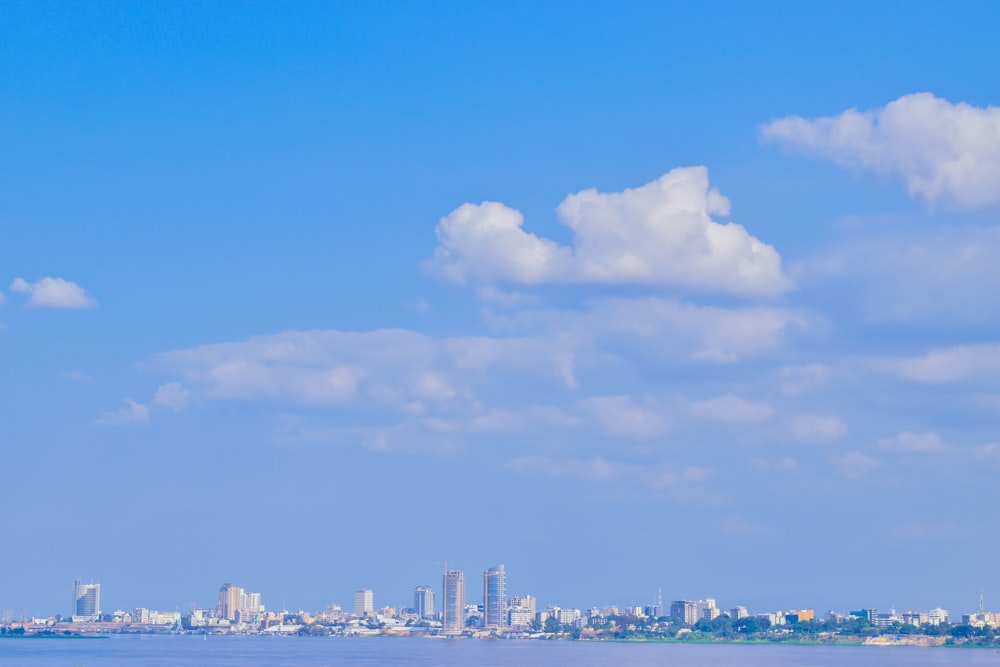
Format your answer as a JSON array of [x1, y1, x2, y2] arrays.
[[10, 567, 983, 634], [3, 2, 1000, 618], [6, 570, 986, 644]]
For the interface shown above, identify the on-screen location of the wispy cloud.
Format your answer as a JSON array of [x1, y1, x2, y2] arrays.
[[831, 450, 880, 479], [96, 399, 150, 426], [874, 343, 1000, 383], [876, 431, 951, 453], [690, 394, 774, 423], [153, 383, 192, 411], [10, 277, 97, 309]]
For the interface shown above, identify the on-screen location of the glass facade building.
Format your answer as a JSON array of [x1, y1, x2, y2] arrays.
[[483, 564, 506, 630]]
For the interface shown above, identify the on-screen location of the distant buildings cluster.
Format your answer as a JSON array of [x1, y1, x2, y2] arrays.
[[7, 569, 1000, 640]]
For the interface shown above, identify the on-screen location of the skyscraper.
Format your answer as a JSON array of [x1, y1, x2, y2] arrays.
[[72, 580, 101, 621], [354, 589, 374, 616], [442, 570, 465, 634], [483, 564, 506, 630], [218, 583, 244, 621], [414, 585, 435, 619]]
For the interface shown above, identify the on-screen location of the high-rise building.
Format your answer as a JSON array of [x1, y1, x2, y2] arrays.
[[670, 600, 698, 625], [218, 583, 244, 621], [483, 564, 507, 630], [72, 580, 101, 621], [354, 589, 374, 616], [414, 586, 435, 619], [442, 570, 465, 634]]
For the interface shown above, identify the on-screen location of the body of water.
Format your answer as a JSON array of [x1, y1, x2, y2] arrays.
[[2, 635, 999, 667]]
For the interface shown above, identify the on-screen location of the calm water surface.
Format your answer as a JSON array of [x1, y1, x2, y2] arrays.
[[2, 635, 999, 667]]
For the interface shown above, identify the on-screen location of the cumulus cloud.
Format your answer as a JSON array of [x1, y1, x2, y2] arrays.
[[96, 399, 150, 426], [153, 382, 192, 411], [10, 277, 96, 309], [761, 92, 1000, 208], [690, 394, 774, 423], [426, 166, 792, 297], [831, 450, 880, 479], [876, 431, 951, 453]]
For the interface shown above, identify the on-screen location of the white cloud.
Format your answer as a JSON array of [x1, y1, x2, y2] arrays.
[[876, 431, 951, 453], [151, 328, 579, 410], [875, 343, 1000, 383], [64, 370, 96, 384], [275, 416, 464, 455], [10, 277, 97, 309], [831, 450, 880, 479], [777, 363, 838, 397], [488, 297, 810, 364], [426, 166, 792, 297], [788, 414, 848, 441], [96, 398, 150, 426], [973, 442, 1000, 461], [506, 455, 712, 491], [761, 92, 1000, 208], [153, 382, 192, 411], [578, 395, 670, 440], [794, 227, 1000, 326], [690, 394, 774, 423]]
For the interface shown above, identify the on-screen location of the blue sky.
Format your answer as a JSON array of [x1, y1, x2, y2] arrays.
[[3, 1, 1000, 618]]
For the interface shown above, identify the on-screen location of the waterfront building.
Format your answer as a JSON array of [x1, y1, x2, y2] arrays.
[[730, 606, 749, 619], [875, 608, 903, 628], [670, 600, 698, 625], [354, 589, 374, 616], [218, 583, 244, 621], [785, 609, 814, 623], [132, 607, 149, 624], [927, 607, 949, 625], [508, 606, 533, 629], [414, 586, 435, 619], [557, 608, 581, 625], [510, 594, 536, 616], [483, 565, 507, 630], [902, 610, 928, 626], [442, 570, 465, 634], [695, 598, 717, 620], [72, 580, 101, 621]]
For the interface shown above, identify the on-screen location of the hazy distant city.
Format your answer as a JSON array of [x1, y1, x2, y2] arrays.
[[3, 567, 999, 647]]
